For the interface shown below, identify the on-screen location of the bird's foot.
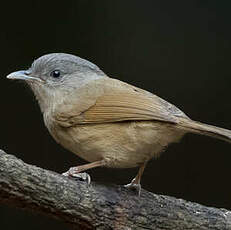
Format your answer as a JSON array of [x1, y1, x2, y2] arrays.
[[124, 178, 141, 196], [62, 167, 91, 184]]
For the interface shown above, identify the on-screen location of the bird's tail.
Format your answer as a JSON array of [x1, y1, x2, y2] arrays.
[[178, 117, 231, 143]]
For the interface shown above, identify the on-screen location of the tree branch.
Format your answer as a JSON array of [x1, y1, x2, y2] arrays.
[[0, 149, 231, 230]]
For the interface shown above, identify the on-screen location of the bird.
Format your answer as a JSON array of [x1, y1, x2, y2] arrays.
[[7, 53, 231, 194]]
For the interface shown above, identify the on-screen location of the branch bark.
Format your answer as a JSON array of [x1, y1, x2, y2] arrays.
[[0, 149, 231, 230]]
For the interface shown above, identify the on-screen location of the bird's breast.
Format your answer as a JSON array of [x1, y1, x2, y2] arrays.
[[44, 114, 185, 168]]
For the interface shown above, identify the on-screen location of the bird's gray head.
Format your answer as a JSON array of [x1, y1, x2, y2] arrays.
[[7, 53, 106, 112]]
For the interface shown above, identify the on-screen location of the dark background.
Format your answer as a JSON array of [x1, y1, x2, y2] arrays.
[[1, 0, 231, 229]]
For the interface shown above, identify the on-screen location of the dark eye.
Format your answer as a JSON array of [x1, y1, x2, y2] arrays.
[[50, 70, 61, 78]]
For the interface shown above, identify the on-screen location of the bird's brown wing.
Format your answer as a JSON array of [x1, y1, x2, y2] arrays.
[[55, 77, 187, 127]]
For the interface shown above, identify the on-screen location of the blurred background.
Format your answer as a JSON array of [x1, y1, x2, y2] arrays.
[[1, 0, 231, 229]]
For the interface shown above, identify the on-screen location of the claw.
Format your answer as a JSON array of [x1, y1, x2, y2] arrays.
[[62, 168, 91, 184], [124, 179, 141, 196]]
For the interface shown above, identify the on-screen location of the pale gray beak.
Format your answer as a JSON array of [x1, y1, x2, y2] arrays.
[[6, 70, 42, 82]]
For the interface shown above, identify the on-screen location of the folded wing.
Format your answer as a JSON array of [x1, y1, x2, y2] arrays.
[[54, 77, 188, 127]]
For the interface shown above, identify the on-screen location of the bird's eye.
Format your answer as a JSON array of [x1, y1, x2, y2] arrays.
[[50, 70, 61, 78]]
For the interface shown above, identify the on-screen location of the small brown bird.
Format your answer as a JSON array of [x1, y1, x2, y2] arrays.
[[7, 53, 231, 194]]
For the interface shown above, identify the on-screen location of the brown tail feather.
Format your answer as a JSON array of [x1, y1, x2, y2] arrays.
[[178, 118, 231, 144]]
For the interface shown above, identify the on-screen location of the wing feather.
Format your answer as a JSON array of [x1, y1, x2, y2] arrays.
[[82, 93, 178, 123], [54, 77, 188, 127]]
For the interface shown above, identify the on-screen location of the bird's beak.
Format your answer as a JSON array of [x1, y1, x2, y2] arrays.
[[6, 70, 43, 82]]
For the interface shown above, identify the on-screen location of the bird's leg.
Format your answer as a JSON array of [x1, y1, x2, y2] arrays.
[[62, 160, 105, 184], [124, 162, 146, 196]]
